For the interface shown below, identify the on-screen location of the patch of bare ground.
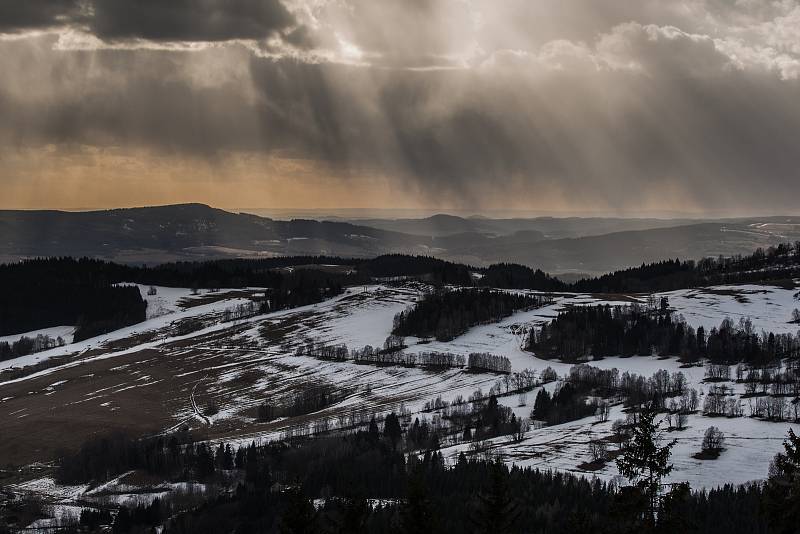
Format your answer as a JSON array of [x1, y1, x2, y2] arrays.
[[161, 323, 252, 350], [576, 459, 607, 471], [698, 287, 766, 297], [101, 330, 160, 351], [693, 448, 723, 460], [577, 448, 623, 471], [178, 290, 261, 309], [0, 326, 271, 466], [693, 286, 792, 303], [259, 313, 312, 344], [0, 353, 78, 383], [0, 348, 176, 467], [587, 293, 646, 304], [0, 319, 215, 385]]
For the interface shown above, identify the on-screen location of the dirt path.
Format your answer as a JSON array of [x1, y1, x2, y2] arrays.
[[190, 375, 211, 425]]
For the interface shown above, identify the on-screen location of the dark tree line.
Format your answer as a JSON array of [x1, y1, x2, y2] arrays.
[[257, 381, 352, 423], [571, 242, 800, 293], [467, 352, 512, 373], [356, 254, 473, 285], [114, 258, 351, 311], [265, 269, 345, 311], [54, 430, 220, 485], [294, 339, 469, 370], [0, 258, 147, 341], [393, 288, 550, 341], [530, 303, 800, 365], [4, 240, 800, 338], [311, 243, 800, 295], [362, 242, 800, 294], [4, 241, 798, 345], [476, 263, 566, 291], [293, 338, 514, 376], [531, 383, 598, 425], [0, 333, 66, 362]]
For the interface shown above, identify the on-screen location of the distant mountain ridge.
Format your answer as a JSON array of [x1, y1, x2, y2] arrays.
[[350, 213, 704, 239], [0, 203, 431, 264], [1, 204, 799, 274]]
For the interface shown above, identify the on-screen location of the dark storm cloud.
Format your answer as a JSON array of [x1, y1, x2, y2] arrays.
[[0, 0, 299, 43], [89, 0, 295, 42], [0, 0, 82, 32]]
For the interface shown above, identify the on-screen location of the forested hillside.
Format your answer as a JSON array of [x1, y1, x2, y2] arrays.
[[3, 241, 798, 344], [31, 415, 797, 534], [357, 254, 473, 285], [367, 243, 800, 294], [477, 263, 566, 291], [571, 241, 800, 293], [0, 257, 357, 341]]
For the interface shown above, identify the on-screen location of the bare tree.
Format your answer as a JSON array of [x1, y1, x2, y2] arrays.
[[675, 411, 688, 430], [589, 440, 609, 463], [595, 400, 611, 423], [512, 419, 530, 442], [611, 419, 631, 449], [702, 426, 725, 452]]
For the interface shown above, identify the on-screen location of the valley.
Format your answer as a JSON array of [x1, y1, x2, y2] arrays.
[[3, 274, 799, 526]]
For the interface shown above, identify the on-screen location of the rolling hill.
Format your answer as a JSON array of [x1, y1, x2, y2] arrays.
[[2, 204, 799, 274]]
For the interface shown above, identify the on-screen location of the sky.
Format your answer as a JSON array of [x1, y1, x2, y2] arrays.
[[1, 0, 799, 215]]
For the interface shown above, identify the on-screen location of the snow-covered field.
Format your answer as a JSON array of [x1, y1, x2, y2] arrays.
[[256, 282, 798, 489], [0, 325, 75, 346], [3, 279, 800, 514], [0, 284, 255, 373], [663, 284, 800, 335]]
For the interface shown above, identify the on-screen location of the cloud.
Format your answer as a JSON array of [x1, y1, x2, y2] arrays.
[[89, 0, 296, 42], [0, 0, 303, 48], [0, 0, 83, 32], [2, 0, 800, 214]]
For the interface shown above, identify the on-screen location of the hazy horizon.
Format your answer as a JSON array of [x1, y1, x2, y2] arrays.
[[3, 203, 800, 221]]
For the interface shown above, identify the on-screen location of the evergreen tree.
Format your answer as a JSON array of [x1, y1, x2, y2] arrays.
[[384, 412, 403, 446], [281, 486, 317, 534], [401, 473, 437, 534], [339, 496, 369, 534], [470, 461, 520, 534], [656, 482, 694, 533], [532, 389, 551, 420], [368, 416, 379, 442], [615, 404, 678, 529], [764, 429, 800, 533], [324, 496, 369, 534]]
